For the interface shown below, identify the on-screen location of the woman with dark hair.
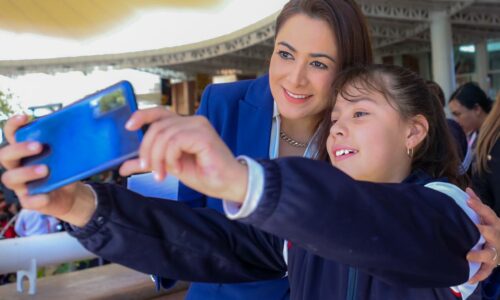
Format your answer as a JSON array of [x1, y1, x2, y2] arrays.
[[0, 65, 489, 299], [449, 82, 493, 136], [124, 0, 372, 299], [184, 0, 369, 298], [449, 83, 493, 173]]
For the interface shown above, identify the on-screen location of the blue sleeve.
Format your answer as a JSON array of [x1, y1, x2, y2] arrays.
[[67, 183, 286, 283], [176, 85, 213, 208], [241, 157, 481, 287]]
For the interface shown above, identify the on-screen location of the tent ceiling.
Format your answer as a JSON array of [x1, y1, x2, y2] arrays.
[[0, 0, 499, 78], [0, 0, 222, 39]]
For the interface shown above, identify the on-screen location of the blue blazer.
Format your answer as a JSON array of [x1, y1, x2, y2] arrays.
[[178, 75, 290, 300]]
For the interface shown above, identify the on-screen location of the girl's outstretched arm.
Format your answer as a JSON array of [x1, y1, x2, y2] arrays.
[[68, 183, 287, 283]]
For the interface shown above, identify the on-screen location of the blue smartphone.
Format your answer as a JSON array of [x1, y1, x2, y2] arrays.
[[15, 81, 144, 195]]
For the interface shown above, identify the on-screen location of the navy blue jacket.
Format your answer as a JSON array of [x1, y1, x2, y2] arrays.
[[68, 158, 481, 300], [176, 75, 290, 299]]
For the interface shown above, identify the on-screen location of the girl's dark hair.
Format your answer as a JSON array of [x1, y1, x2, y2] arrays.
[[426, 80, 446, 107], [317, 64, 467, 188], [449, 82, 493, 113], [276, 0, 373, 70]]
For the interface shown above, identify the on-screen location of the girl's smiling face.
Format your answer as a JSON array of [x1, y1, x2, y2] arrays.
[[326, 85, 424, 183]]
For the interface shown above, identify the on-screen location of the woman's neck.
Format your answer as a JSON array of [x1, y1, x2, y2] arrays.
[[280, 115, 318, 143]]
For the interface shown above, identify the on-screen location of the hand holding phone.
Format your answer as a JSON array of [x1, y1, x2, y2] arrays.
[[14, 81, 144, 195]]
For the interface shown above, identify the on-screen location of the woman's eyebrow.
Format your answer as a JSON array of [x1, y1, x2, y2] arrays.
[[277, 41, 296, 52], [277, 41, 336, 63]]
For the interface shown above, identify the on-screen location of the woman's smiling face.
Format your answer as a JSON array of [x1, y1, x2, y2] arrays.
[[269, 13, 339, 124]]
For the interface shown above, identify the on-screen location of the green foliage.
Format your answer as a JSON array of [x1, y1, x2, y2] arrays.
[[0, 90, 16, 133], [0, 90, 14, 119]]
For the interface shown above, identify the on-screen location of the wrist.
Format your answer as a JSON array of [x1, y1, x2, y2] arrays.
[[59, 183, 97, 227], [225, 159, 248, 204], [222, 156, 264, 219]]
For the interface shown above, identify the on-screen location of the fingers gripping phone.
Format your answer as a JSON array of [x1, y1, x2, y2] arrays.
[[15, 81, 144, 195]]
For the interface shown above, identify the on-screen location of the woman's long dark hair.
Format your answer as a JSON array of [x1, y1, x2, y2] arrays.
[[317, 64, 467, 188]]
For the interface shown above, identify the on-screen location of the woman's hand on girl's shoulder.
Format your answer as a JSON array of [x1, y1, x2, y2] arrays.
[[466, 187, 500, 283]]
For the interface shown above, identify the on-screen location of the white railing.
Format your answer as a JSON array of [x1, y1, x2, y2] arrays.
[[0, 232, 95, 274], [0, 232, 96, 294]]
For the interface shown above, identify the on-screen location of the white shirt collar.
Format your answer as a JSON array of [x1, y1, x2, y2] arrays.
[[272, 101, 279, 119]]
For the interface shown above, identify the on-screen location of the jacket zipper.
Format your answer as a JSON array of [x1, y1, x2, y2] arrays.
[[346, 267, 358, 300]]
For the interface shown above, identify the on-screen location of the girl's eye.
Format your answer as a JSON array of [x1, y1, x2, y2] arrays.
[[311, 61, 328, 70], [353, 112, 368, 118], [331, 119, 337, 125], [278, 50, 293, 60]]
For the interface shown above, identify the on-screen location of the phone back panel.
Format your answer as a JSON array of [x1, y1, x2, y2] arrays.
[[15, 81, 143, 195]]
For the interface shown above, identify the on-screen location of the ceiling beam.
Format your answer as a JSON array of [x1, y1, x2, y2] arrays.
[[452, 11, 500, 27], [359, 3, 429, 22], [366, 1, 475, 49]]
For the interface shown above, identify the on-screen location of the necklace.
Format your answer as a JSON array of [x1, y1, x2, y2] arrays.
[[279, 130, 307, 148]]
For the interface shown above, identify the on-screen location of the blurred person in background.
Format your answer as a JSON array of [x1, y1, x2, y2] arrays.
[[449, 83, 493, 173], [0, 188, 19, 285], [450, 83, 493, 136], [14, 209, 60, 237], [0, 191, 18, 239], [14, 208, 61, 277], [473, 95, 500, 300]]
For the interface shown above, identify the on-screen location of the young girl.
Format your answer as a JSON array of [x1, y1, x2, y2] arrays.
[[1, 65, 486, 299]]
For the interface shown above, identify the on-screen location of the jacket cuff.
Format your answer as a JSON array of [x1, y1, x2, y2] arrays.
[[64, 183, 112, 239], [223, 156, 264, 219], [239, 159, 281, 227]]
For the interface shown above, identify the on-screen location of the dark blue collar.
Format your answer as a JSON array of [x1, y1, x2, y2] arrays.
[[402, 169, 447, 185]]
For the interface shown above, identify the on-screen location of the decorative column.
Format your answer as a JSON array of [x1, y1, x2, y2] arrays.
[[418, 52, 431, 80], [171, 80, 196, 115], [430, 9, 456, 102], [476, 41, 489, 92]]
